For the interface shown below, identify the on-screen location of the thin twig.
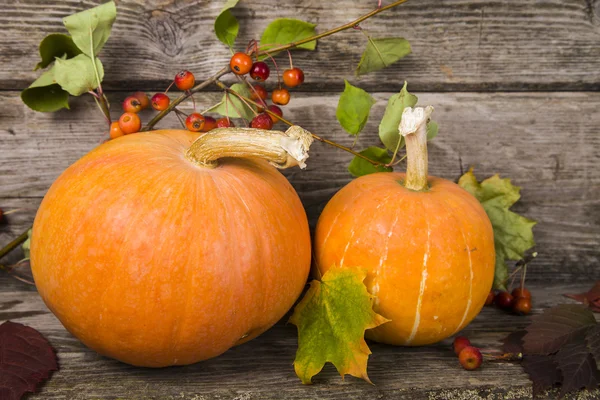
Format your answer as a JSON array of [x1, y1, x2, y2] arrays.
[[0, 227, 31, 261], [214, 80, 387, 167], [255, 0, 409, 56]]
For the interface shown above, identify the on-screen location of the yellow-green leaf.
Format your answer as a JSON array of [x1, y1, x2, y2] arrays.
[[336, 80, 376, 136], [378, 82, 417, 152], [458, 168, 537, 290], [260, 18, 317, 56], [290, 266, 389, 384], [21, 69, 70, 112], [35, 33, 82, 71], [214, 0, 240, 47], [22, 229, 32, 259], [63, 1, 117, 57], [348, 147, 392, 178], [53, 54, 104, 96], [356, 37, 411, 76], [205, 83, 255, 120]]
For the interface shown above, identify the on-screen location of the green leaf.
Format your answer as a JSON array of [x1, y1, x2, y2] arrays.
[[289, 266, 389, 384], [22, 229, 32, 259], [348, 147, 393, 178], [21, 70, 70, 112], [356, 37, 411, 76], [378, 82, 418, 152], [63, 1, 117, 57], [53, 54, 104, 96], [260, 18, 317, 56], [206, 83, 255, 120], [427, 121, 439, 141], [35, 33, 82, 71], [458, 168, 537, 290], [214, 0, 240, 47], [336, 80, 376, 136]]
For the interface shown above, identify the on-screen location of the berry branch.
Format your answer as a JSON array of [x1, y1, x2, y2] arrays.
[[213, 80, 387, 167], [0, 227, 31, 261], [141, 66, 231, 131]]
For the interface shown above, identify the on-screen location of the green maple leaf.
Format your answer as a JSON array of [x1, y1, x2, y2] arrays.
[[289, 266, 389, 384], [458, 168, 536, 290]]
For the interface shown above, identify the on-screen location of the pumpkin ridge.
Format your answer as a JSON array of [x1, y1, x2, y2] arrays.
[[405, 198, 431, 345]]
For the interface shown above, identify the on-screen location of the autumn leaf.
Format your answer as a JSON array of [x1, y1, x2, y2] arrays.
[[564, 281, 600, 312], [289, 266, 389, 384], [0, 321, 58, 400], [522, 304, 596, 355], [502, 304, 600, 398], [458, 168, 537, 290]]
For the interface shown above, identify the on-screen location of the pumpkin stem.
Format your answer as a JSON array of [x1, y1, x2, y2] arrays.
[[400, 106, 434, 191], [185, 125, 314, 169]]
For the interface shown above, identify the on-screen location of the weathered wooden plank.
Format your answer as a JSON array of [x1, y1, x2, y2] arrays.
[[1, 91, 599, 282], [2, 0, 600, 92], [0, 283, 597, 399]]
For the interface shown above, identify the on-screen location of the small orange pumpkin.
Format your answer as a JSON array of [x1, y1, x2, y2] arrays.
[[314, 107, 495, 346], [31, 127, 313, 367]]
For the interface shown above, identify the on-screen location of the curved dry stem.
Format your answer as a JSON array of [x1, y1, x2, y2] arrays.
[[185, 125, 314, 169]]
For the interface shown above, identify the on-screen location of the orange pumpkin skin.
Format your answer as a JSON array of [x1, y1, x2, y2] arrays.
[[30, 130, 311, 367], [314, 172, 495, 346]]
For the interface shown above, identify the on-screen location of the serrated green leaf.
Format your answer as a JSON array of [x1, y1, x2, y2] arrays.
[[336, 80, 376, 136], [206, 83, 255, 120], [356, 37, 411, 76], [289, 266, 389, 384], [348, 147, 393, 178], [378, 82, 418, 152], [21, 69, 70, 112], [63, 1, 116, 57], [214, 0, 240, 47], [22, 229, 32, 259], [53, 54, 104, 96], [35, 33, 82, 71], [260, 18, 317, 56], [458, 168, 537, 290]]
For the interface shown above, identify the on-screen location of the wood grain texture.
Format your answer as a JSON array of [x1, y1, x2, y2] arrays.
[[0, 283, 598, 399], [1, 0, 600, 92], [1, 91, 599, 283]]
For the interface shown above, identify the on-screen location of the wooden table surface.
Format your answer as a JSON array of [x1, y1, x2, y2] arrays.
[[1, 1, 599, 398]]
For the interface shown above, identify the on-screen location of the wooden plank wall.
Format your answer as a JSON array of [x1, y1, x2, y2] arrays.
[[1, 0, 600, 286]]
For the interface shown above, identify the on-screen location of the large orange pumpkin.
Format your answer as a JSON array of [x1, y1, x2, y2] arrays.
[[314, 107, 495, 346], [30, 127, 313, 367]]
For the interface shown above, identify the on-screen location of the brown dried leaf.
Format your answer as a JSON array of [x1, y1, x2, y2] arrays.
[[0, 321, 58, 400], [521, 355, 562, 398], [502, 330, 526, 354], [555, 342, 600, 397], [565, 282, 600, 313], [523, 304, 596, 355]]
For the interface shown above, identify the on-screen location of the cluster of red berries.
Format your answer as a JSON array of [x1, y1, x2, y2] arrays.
[[485, 286, 532, 315], [453, 336, 483, 371], [229, 52, 305, 130]]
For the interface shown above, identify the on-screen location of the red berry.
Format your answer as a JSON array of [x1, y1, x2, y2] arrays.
[[453, 336, 471, 356], [250, 113, 273, 130], [122, 96, 142, 113], [458, 346, 483, 371], [132, 91, 150, 109], [216, 118, 234, 128], [495, 291, 514, 310], [174, 70, 195, 91], [202, 116, 218, 132], [185, 113, 205, 132], [267, 105, 283, 123], [283, 67, 305, 87], [250, 61, 270, 81], [109, 121, 124, 139], [272, 88, 290, 106], [485, 291, 494, 306], [118, 112, 141, 134], [230, 53, 253, 75], [513, 297, 532, 315], [250, 85, 268, 101], [151, 93, 170, 111], [511, 287, 531, 300]]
